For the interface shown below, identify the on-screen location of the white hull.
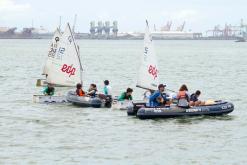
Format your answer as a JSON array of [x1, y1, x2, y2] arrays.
[[112, 100, 133, 110], [33, 95, 67, 103]]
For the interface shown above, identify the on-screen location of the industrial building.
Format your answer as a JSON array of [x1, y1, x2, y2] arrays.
[[89, 21, 118, 39]]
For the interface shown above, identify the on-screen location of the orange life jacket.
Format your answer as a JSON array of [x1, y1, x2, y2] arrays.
[[177, 91, 189, 100], [77, 89, 85, 96]]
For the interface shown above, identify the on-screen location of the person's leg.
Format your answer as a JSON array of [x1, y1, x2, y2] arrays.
[[195, 101, 200, 106], [189, 101, 195, 106], [199, 100, 205, 105]]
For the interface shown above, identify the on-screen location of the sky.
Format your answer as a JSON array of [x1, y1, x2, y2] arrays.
[[0, 0, 246, 33]]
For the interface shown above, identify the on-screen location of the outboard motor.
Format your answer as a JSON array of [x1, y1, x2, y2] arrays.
[[104, 95, 112, 108]]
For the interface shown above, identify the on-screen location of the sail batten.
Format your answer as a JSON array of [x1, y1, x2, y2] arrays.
[[136, 20, 159, 91]]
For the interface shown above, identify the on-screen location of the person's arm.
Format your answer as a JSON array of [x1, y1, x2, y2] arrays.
[[51, 88, 55, 96], [130, 95, 133, 100], [164, 93, 170, 101], [149, 92, 159, 101], [87, 90, 95, 95], [43, 87, 48, 95], [118, 93, 125, 101]]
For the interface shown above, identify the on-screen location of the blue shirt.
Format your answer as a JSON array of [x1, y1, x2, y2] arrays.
[[149, 90, 169, 107]]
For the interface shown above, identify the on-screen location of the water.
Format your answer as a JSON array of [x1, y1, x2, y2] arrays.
[[0, 39, 246, 164]]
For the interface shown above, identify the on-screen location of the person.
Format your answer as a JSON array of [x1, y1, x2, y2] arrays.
[[43, 83, 55, 96], [76, 83, 86, 96], [177, 84, 190, 108], [103, 80, 112, 96], [143, 89, 155, 104], [189, 90, 205, 106], [149, 84, 171, 107], [87, 84, 97, 97], [118, 88, 133, 101]]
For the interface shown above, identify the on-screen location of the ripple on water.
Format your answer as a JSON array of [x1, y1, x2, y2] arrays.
[[0, 40, 247, 164]]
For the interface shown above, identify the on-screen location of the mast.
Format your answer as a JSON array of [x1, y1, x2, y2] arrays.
[[72, 14, 77, 33], [58, 16, 62, 31], [67, 23, 83, 84]]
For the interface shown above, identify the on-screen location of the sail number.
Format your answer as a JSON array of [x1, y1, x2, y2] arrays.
[[61, 64, 76, 77], [144, 47, 148, 54], [48, 43, 58, 58], [148, 65, 158, 80], [144, 47, 148, 61]]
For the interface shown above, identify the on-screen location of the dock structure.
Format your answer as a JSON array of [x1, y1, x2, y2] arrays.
[[206, 19, 247, 39], [90, 21, 118, 39]]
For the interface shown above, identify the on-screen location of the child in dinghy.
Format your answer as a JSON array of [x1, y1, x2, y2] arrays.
[[76, 83, 86, 96], [118, 88, 133, 101], [87, 84, 97, 98], [43, 83, 55, 96]]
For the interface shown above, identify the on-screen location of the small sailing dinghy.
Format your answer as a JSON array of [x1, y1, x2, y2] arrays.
[[112, 20, 160, 110], [33, 23, 83, 103], [127, 21, 234, 118]]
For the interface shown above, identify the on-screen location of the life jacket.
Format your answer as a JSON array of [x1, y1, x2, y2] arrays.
[[76, 89, 85, 96], [177, 91, 189, 101], [177, 91, 189, 107]]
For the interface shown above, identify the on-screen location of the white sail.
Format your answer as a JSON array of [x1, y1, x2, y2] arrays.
[[42, 29, 61, 75], [136, 20, 159, 90], [46, 23, 82, 86]]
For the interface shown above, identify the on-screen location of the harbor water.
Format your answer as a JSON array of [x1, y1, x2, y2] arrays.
[[0, 39, 246, 164]]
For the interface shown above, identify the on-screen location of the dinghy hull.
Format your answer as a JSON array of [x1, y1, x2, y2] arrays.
[[66, 91, 112, 108], [135, 101, 234, 119], [33, 95, 67, 103]]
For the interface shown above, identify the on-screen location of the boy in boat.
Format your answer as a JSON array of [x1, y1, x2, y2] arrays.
[[87, 84, 97, 97], [149, 84, 171, 107], [118, 88, 133, 101], [177, 84, 190, 108], [103, 80, 112, 96], [189, 90, 205, 106], [43, 83, 55, 96], [76, 83, 86, 96]]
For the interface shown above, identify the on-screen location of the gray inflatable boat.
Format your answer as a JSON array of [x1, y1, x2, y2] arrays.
[[66, 91, 112, 108]]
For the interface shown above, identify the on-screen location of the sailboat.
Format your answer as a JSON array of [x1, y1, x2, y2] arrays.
[[136, 20, 159, 91], [127, 21, 234, 118], [112, 20, 158, 110], [36, 24, 82, 87], [33, 23, 83, 103]]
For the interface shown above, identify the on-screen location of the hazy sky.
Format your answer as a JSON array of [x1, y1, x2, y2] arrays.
[[0, 0, 246, 33]]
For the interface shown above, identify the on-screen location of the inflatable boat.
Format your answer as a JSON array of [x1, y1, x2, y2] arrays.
[[33, 95, 68, 103], [128, 101, 234, 119], [66, 91, 112, 108]]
